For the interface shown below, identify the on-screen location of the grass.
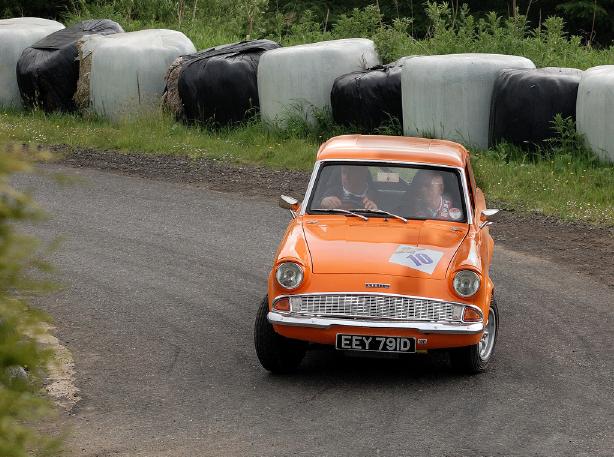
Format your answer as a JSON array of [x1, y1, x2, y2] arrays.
[[1, 110, 612, 226], [472, 150, 613, 225], [0, 110, 318, 170]]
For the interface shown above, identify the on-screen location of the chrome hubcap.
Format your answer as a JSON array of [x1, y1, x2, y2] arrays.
[[478, 307, 496, 360]]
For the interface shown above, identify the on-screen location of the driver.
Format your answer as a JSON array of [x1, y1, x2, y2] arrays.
[[319, 165, 379, 210]]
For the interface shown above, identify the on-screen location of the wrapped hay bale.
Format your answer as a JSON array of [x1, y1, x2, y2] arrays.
[[576, 65, 614, 163], [164, 39, 280, 125], [17, 19, 124, 113], [402, 53, 535, 148], [0, 17, 64, 108], [331, 59, 406, 132], [490, 67, 582, 149], [76, 29, 196, 120], [257, 39, 380, 127]]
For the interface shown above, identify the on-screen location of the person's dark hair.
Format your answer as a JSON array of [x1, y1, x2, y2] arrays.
[[411, 169, 440, 188]]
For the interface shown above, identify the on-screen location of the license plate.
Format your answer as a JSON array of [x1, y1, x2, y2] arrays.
[[335, 334, 416, 353]]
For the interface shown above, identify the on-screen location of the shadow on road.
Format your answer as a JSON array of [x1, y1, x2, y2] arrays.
[[261, 347, 476, 385]]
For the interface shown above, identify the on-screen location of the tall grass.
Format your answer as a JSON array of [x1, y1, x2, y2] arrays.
[[67, 0, 241, 48], [473, 149, 614, 224]]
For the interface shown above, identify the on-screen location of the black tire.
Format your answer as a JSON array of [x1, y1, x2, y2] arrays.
[[254, 295, 307, 374], [449, 297, 499, 374]]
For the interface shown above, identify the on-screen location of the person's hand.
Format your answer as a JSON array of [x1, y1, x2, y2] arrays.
[[320, 196, 342, 209], [363, 196, 378, 210]]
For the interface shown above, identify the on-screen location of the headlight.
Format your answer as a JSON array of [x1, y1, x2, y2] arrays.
[[275, 262, 304, 290], [453, 270, 481, 297]]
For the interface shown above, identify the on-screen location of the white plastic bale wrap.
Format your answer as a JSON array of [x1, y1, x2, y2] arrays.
[[257, 39, 380, 127], [79, 29, 196, 120], [0, 17, 64, 108], [401, 53, 535, 148], [576, 66, 614, 163]]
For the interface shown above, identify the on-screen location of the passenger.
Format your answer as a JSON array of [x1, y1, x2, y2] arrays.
[[402, 170, 457, 219], [319, 165, 379, 210]]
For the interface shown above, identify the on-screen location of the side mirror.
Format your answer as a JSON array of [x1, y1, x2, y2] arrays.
[[479, 208, 500, 229], [279, 195, 300, 216]]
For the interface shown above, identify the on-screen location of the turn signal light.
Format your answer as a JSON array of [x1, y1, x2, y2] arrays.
[[273, 298, 290, 312], [462, 307, 482, 322]]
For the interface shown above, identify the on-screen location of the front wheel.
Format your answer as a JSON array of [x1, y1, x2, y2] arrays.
[[254, 295, 307, 374], [449, 297, 499, 374]]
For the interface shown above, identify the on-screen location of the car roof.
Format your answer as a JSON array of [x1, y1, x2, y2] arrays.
[[316, 135, 469, 168]]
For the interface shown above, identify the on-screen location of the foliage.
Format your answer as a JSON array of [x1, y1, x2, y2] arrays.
[[237, 0, 269, 37], [71, 0, 176, 22], [332, 5, 382, 39], [269, 105, 352, 143], [60, 2, 614, 67], [372, 17, 414, 63], [0, 0, 72, 18], [385, 2, 614, 68], [545, 115, 599, 164], [0, 143, 59, 456], [489, 115, 599, 162], [3, 0, 614, 45], [283, 9, 330, 45]]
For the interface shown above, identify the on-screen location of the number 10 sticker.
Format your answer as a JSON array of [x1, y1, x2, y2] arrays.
[[388, 245, 444, 274]]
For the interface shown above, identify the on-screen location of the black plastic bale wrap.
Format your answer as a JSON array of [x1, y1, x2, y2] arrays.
[[331, 60, 404, 132], [172, 39, 281, 125], [489, 67, 583, 149], [17, 19, 124, 112]]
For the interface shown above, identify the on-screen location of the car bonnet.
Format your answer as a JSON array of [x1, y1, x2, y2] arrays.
[[302, 218, 469, 280]]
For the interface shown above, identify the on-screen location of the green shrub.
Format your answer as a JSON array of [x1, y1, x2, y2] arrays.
[[488, 115, 601, 166], [332, 5, 382, 39], [261, 104, 350, 143], [0, 0, 72, 18], [62, 1, 614, 68], [0, 144, 59, 457], [372, 17, 414, 63], [73, 0, 176, 22], [391, 1, 614, 69], [283, 9, 330, 45], [545, 114, 599, 164]]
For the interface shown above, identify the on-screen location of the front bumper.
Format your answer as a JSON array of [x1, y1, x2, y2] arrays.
[[268, 311, 484, 334]]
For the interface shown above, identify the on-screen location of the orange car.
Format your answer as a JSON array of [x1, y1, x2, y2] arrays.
[[254, 135, 499, 374]]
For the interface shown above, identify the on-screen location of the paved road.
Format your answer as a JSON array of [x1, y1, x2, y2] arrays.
[[17, 165, 614, 457]]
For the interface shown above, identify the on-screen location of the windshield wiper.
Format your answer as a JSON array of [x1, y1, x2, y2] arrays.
[[312, 208, 368, 221], [348, 208, 408, 223]]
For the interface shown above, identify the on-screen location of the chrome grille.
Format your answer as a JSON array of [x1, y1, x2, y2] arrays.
[[290, 294, 460, 322]]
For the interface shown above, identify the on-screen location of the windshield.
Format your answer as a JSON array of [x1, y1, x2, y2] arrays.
[[307, 162, 467, 222]]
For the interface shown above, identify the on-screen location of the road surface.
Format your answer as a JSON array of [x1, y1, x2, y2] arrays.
[[17, 165, 614, 457]]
